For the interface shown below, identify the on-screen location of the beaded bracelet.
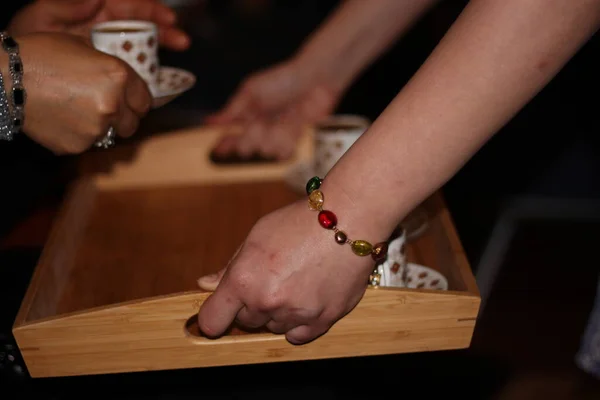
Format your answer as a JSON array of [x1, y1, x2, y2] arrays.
[[305, 176, 388, 262], [0, 32, 25, 138]]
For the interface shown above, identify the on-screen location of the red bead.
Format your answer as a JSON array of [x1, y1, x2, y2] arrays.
[[318, 210, 337, 229]]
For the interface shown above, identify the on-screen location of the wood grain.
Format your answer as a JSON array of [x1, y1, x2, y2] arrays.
[[15, 290, 479, 378], [12, 125, 480, 378], [57, 181, 301, 316]]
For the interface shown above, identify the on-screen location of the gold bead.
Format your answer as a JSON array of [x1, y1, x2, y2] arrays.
[[308, 190, 324, 211], [370, 273, 381, 287], [351, 240, 373, 257]]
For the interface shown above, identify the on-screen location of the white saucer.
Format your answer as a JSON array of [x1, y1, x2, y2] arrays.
[[151, 66, 196, 109]]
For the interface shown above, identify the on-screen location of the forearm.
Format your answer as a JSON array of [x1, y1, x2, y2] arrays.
[[323, 0, 600, 240], [293, 0, 439, 92]]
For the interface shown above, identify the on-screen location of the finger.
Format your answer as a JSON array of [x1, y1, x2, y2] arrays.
[[236, 120, 267, 158], [236, 307, 270, 329], [124, 68, 152, 117], [148, 0, 179, 26], [108, 0, 177, 25], [106, 0, 189, 50], [211, 134, 239, 156], [266, 307, 317, 335], [158, 27, 191, 51], [197, 268, 227, 292], [261, 114, 304, 160], [256, 118, 282, 158], [285, 324, 330, 345], [197, 286, 244, 338], [113, 106, 140, 138], [45, 0, 104, 23], [266, 320, 301, 335], [277, 123, 305, 160]]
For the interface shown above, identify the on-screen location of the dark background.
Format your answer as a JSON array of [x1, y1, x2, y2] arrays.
[[1, 0, 598, 257], [1, 1, 599, 398]]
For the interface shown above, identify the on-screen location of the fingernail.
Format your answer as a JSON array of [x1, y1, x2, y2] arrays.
[[199, 273, 219, 283]]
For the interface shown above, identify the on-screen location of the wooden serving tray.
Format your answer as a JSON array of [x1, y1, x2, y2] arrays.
[[12, 126, 480, 378]]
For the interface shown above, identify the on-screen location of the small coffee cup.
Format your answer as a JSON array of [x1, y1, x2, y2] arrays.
[[371, 226, 448, 290], [91, 20, 160, 94], [374, 227, 408, 287], [313, 115, 370, 178]]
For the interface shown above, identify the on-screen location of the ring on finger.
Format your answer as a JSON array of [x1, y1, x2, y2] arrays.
[[94, 126, 116, 149]]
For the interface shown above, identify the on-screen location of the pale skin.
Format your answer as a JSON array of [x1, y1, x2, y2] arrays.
[[209, 0, 440, 159], [1, 0, 190, 154], [197, 0, 600, 345]]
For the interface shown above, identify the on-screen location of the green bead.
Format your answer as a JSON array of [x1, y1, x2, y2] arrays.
[[306, 176, 322, 195], [351, 240, 373, 257]]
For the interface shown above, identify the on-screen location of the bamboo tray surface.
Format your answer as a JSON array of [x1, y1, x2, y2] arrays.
[[57, 181, 301, 317], [13, 126, 480, 378]]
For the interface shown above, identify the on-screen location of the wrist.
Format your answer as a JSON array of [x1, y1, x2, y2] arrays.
[[0, 33, 28, 139], [291, 46, 352, 95], [10, 35, 34, 135], [308, 176, 400, 252], [294, 195, 383, 279]]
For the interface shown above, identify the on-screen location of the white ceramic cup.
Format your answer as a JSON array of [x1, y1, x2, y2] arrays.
[[313, 115, 370, 178], [376, 228, 408, 287], [91, 20, 160, 94], [373, 228, 448, 290]]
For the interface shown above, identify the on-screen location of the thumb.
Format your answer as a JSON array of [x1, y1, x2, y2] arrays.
[[48, 0, 104, 24], [197, 243, 244, 291], [197, 267, 228, 291]]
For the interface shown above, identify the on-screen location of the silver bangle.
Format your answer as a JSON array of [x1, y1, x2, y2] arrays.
[[0, 32, 25, 137]]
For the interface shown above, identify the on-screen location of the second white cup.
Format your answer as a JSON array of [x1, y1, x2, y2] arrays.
[[313, 115, 370, 178]]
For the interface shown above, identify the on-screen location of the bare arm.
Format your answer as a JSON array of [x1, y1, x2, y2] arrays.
[[324, 0, 600, 238], [293, 0, 440, 91], [198, 0, 600, 345], [209, 0, 439, 157]]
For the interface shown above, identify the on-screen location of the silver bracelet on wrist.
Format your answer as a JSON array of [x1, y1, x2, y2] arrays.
[[0, 32, 25, 139], [0, 70, 13, 140]]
